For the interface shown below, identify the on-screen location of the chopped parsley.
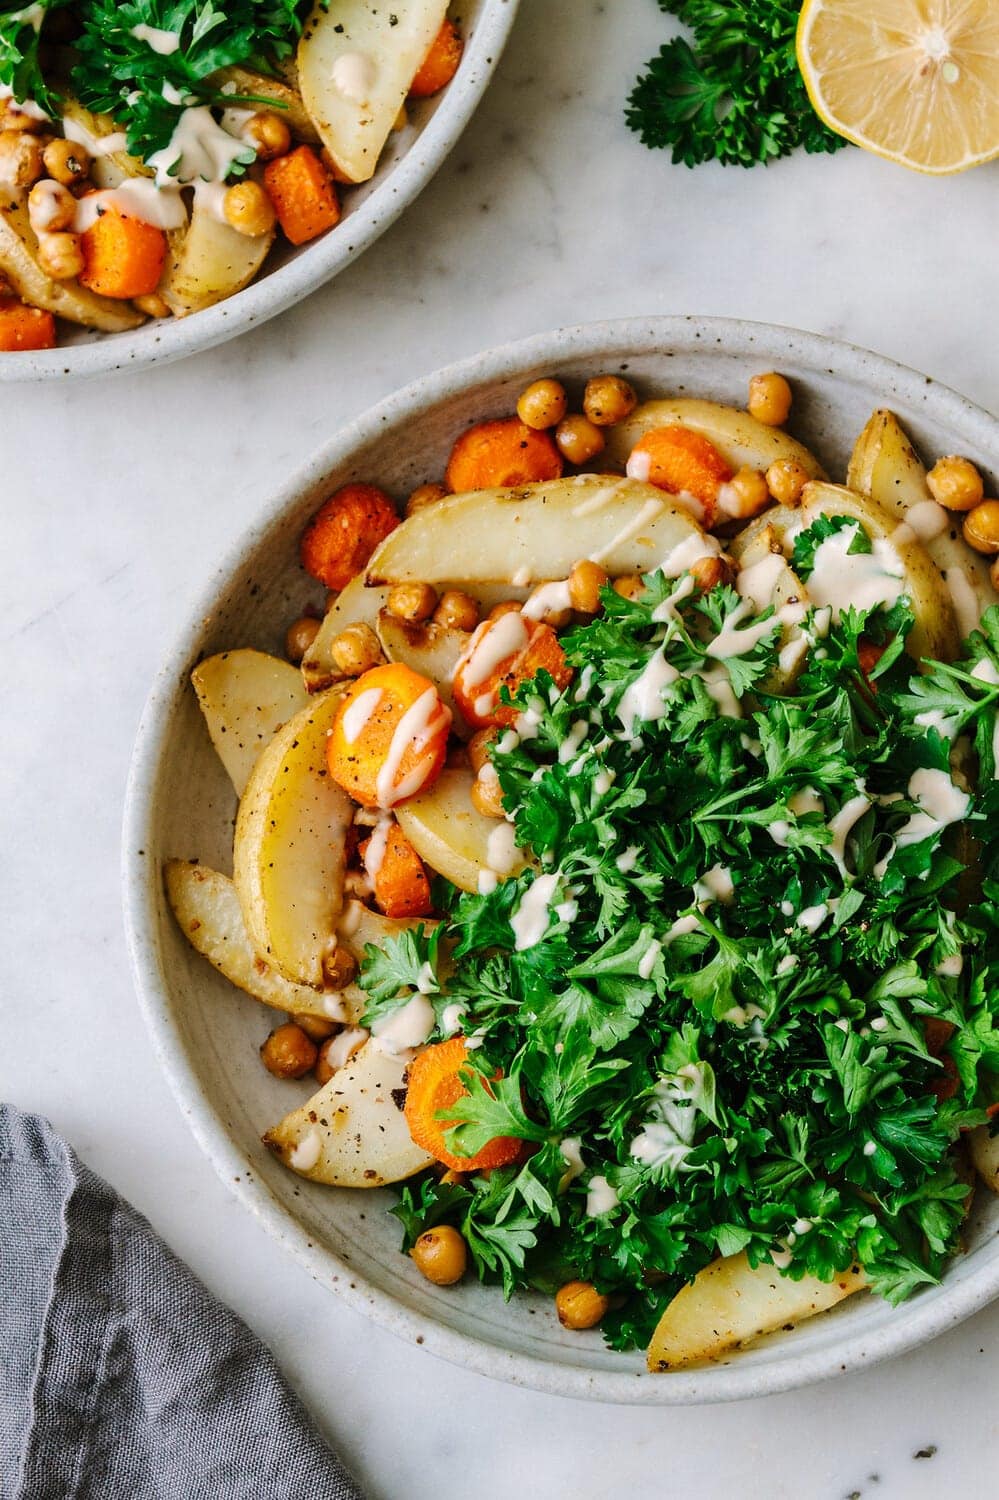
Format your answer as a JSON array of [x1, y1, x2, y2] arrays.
[[363, 577, 999, 1351]]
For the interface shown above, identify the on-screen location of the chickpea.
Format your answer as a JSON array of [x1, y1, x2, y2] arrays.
[[331, 621, 382, 676], [555, 413, 605, 467], [293, 1011, 337, 1042], [28, 179, 76, 234], [322, 944, 359, 990], [471, 765, 505, 818], [406, 482, 448, 515], [387, 581, 439, 622], [244, 111, 292, 161], [612, 575, 645, 601], [1, 101, 43, 132], [583, 374, 637, 427], [568, 559, 608, 614], [223, 180, 277, 238], [962, 501, 999, 555], [434, 590, 480, 632], [411, 1225, 468, 1285], [42, 137, 90, 186], [555, 1280, 609, 1330], [0, 130, 44, 188], [314, 1034, 340, 1087], [487, 600, 523, 622], [284, 614, 321, 664], [516, 377, 567, 431], [748, 371, 793, 426], [260, 1022, 318, 1079], [467, 727, 498, 775], [766, 457, 810, 507], [927, 455, 984, 512], [689, 554, 732, 593], [37, 231, 84, 281], [719, 466, 770, 520]]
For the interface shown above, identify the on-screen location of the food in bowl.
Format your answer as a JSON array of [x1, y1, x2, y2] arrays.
[[166, 369, 999, 1371], [0, 0, 462, 351]]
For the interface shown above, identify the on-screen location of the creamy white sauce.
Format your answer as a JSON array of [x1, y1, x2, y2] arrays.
[[788, 787, 823, 817], [510, 871, 560, 951], [341, 687, 383, 745], [768, 821, 791, 849], [289, 1127, 322, 1171], [440, 1002, 467, 1036], [73, 180, 188, 232], [905, 500, 949, 542], [326, 1026, 369, 1070], [935, 953, 964, 977], [616, 651, 679, 733], [485, 820, 522, 875], [894, 767, 970, 848], [0, 78, 48, 120], [915, 708, 958, 741], [62, 115, 129, 157], [514, 696, 546, 741], [522, 580, 572, 621], [459, 611, 529, 689], [371, 993, 435, 1056], [650, 571, 696, 624], [797, 903, 829, 933], [699, 665, 742, 719], [664, 913, 701, 945], [477, 869, 499, 895], [827, 793, 871, 878], [331, 51, 377, 104], [557, 1136, 585, 1192], [661, 530, 721, 577], [586, 1175, 620, 1216], [806, 524, 906, 618], [362, 816, 393, 884], [374, 687, 451, 808], [558, 718, 590, 763], [594, 769, 615, 796], [694, 864, 734, 906], [736, 552, 787, 612], [706, 599, 781, 660], [130, 22, 180, 54], [776, 953, 799, 976], [510, 565, 531, 587], [616, 845, 640, 874], [625, 449, 652, 482], [27, 179, 68, 234], [147, 105, 253, 186], [638, 940, 661, 980]]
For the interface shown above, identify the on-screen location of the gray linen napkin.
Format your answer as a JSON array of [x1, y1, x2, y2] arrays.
[[1, 1105, 363, 1500]]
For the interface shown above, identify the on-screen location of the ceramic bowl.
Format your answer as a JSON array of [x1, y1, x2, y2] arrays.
[[123, 316, 999, 1403], [0, 0, 519, 383]]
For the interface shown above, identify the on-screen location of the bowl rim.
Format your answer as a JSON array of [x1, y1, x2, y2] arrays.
[[0, 0, 520, 384], [123, 315, 999, 1404]]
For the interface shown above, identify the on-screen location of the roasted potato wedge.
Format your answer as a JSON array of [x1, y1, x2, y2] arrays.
[[216, 66, 321, 143], [263, 1041, 433, 1186], [192, 649, 309, 797], [647, 1251, 867, 1371], [338, 897, 437, 961], [302, 575, 389, 694], [159, 203, 274, 318], [233, 689, 352, 986], [603, 398, 826, 480], [396, 766, 530, 893], [0, 196, 144, 333], [60, 95, 152, 189], [734, 525, 811, 691], [375, 611, 471, 716], [298, 0, 447, 183], [969, 1122, 999, 1193]]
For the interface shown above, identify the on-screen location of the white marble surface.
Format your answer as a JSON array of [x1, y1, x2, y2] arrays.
[[3, 2, 999, 1496]]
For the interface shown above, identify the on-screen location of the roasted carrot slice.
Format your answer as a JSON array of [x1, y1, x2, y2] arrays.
[[263, 145, 341, 245], [78, 207, 167, 299], [409, 18, 464, 98], [445, 417, 563, 493], [327, 662, 451, 810], [629, 426, 733, 525], [300, 482, 399, 590], [453, 612, 573, 728], [362, 821, 432, 917], [0, 299, 56, 351], [404, 1039, 523, 1171]]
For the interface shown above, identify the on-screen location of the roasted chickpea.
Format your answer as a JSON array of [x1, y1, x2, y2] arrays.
[[487, 600, 523, 622], [406, 482, 448, 515], [313, 1035, 340, 1086], [133, 292, 170, 319], [555, 413, 605, 467], [555, 1280, 609, 1330], [322, 944, 359, 990], [1, 101, 43, 132], [927, 455, 985, 512], [748, 371, 793, 426], [223, 180, 277, 237], [37, 231, 83, 281], [583, 374, 637, 427], [962, 501, 999, 555], [766, 457, 810, 507], [285, 614, 321, 664], [612, 575, 645, 601], [27, 179, 75, 234], [411, 1225, 468, 1285], [293, 1011, 337, 1042], [330, 621, 382, 676], [260, 1022, 317, 1079], [244, 111, 292, 161], [516, 377, 567, 431], [434, 590, 480, 631], [387, 582, 439, 622], [719, 466, 770, 520], [0, 130, 44, 188], [471, 765, 505, 818], [689, 554, 732, 593], [42, 136, 90, 185], [568, 559, 608, 614], [467, 727, 498, 775]]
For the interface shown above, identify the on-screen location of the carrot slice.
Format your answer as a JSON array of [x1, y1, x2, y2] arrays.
[[453, 612, 573, 728], [0, 299, 56, 351], [409, 18, 464, 97], [445, 417, 563, 493], [327, 662, 451, 810], [263, 145, 341, 245], [362, 821, 432, 917], [629, 426, 732, 525], [78, 207, 167, 299], [404, 1039, 523, 1171], [300, 482, 399, 590]]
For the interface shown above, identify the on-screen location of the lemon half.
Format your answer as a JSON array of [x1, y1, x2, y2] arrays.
[[797, 0, 999, 175]]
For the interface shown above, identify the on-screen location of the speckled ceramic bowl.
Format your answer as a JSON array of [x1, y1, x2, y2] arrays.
[[123, 317, 999, 1403], [0, 0, 518, 383]]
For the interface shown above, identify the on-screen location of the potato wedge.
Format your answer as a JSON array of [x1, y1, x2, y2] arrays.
[[192, 649, 309, 797], [298, 0, 447, 184], [263, 1041, 433, 1186], [165, 861, 363, 1022], [848, 409, 997, 640], [233, 689, 352, 986], [215, 66, 321, 143], [0, 195, 144, 333], [159, 202, 274, 318], [647, 1251, 867, 1371], [969, 1122, 999, 1193], [60, 95, 152, 189], [603, 398, 826, 480], [396, 767, 530, 893], [366, 476, 707, 587], [734, 525, 811, 691], [302, 575, 389, 694], [338, 897, 436, 960], [376, 611, 470, 715]]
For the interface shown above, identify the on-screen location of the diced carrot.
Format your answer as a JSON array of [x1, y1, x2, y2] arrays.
[[0, 298, 56, 351], [445, 417, 563, 493], [857, 638, 887, 687], [362, 821, 432, 918], [629, 426, 733, 526], [453, 612, 573, 728], [263, 145, 341, 245], [300, 483, 399, 590], [327, 662, 451, 810], [404, 1038, 524, 1171], [78, 206, 167, 299], [409, 18, 464, 98]]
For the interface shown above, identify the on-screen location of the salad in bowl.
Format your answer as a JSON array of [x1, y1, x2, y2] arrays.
[[162, 361, 999, 1374]]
